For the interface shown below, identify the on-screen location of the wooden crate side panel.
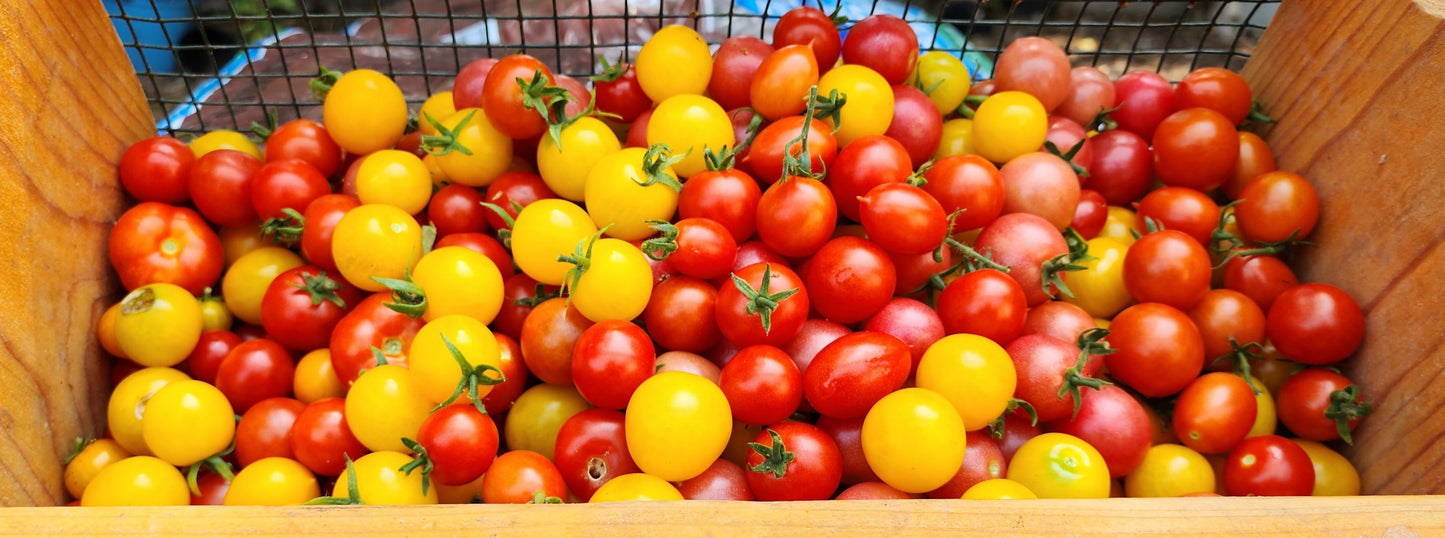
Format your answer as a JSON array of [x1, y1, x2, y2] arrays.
[[1241, 0, 1445, 495], [0, 2, 153, 506]]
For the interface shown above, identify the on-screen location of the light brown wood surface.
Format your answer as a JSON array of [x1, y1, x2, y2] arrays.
[[0, 497, 1442, 536], [1240, 0, 1445, 495], [0, 1, 153, 506]]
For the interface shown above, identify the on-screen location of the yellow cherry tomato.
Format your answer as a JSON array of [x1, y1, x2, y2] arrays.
[[294, 348, 346, 403], [971, 90, 1048, 164], [199, 288, 233, 332], [323, 68, 407, 155], [221, 246, 305, 325], [64, 438, 131, 500], [223, 457, 321, 505], [142, 379, 235, 467], [589, 473, 685, 502], [1124, 443, 1216, 497], [646, 95, 735, 178], [80, 456, 189, 507], [510, 199, 599, 286], [428, 108, 512, 187], [411, 246, 505, 323], [862, 388, 968, 493], [1062, 236, 1132, 318], [408, 315, 502, 406], [626, 371, 732, 482], [97, 301, 127, 359], [331, 204, 424, 293], [190, 130, 261, 159], [1292, 439, 1360, 496], [355, 150, 432, 216], [585, 146, 683, 241], [417, 91, 457, 136], [817, 64, 895, 147], [107, 367, 190, 456], [422, 153, 448, 187], [217, 223, 272, 268], [504, 383, 591, 462], [335, 450, 438, 505], [909, 51, 971, 116], [934, 118, 975, 159], [1247, 376, 1278, 438], [345, 364, 432, 453], [435, 473, 486, 504], [635, 24, 712, 102], [566, 238, 654, 323], [962, 478, 1038, 500], [1007, 432, 1111, 499], [915, 334, 1016, 431], [537, 116, 622, 201], [1098, 206, 1142, 246], [114, 283, 203, 367]]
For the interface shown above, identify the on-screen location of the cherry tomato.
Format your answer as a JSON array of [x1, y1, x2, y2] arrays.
[[1222, 435, 1315, 496], [1124, 443, 1215, 497], [863, 388, 968, 493], [1006, 333, 1103, 423], [1226, 131, 1277, 199], [329, 292, 424, 385], [1276, 368, 1370, 443], [1266, 283, 1365, 365], [505, 383, 590, 462], [1189, 289, 1267, 366], [626, 371, 732, 481], [120, 136, 194, 203], [593, 62, 651, 124], [1137, 187, 1221, 247], [109, 202, 224, 295], [80, 456, 189, 506], [1123, 230, 1212, 310], [408, 314, 502, 406], [751, 44, 820, 121], [190, 130, 261, 160], [1104, 303, 1205, 398], [999, 151, 1081, 231], [972, 91, 1048, 164], [1062, 237, 1131, 319], [916, 334, 1016, 431], [1007, 432, 1110, 499], [994, 36, 1071, 112], [410, 245, 505, 323], [678, 458, 755, 501], [840, 14, 918, 85], [1172, 373, 1258, 455], [936, 268, 1028, 346], [511, 199, 599, 286], [1086, 130, 1153, 206], [716, 262, 810, 348], [1234, 171, 1321, 243], [572, 320, 655, 410], [291, 397, 368, 476], [537, 116, 622, 202], [1175, 67, 1253, 125], [293, 348, 345, 403], [635, 25, 713, 102], [336, 450, 438, 504], [1057, 66, 1116, 129], [922, 154, 1005, 232], [1292, 439, 1361, 496], [114, 283, 204, 368], [745, 422, 842, 501], [679, 165, 762, 242], [1044, 384, 1153, 477], [331, 204, 423, 294], [65, 438, 132, 500], [804, 331, 912, 420], [553, 408, 639, 501], [719, 345, 803, 426], [590, 473, 684, 502], [773, 6, 842, 74], [963, 478, 1037, 499], [260, 265, 360, 352], [817, 64, 895, 147], [235, 397, 305, 467], [410, 404, 499, 488], [909, 51, 971, 115], [215, 337, 295, 413], [1153, 107, 1239, 192], [323, 69, 407, 155], [1111, 70, 1176, 141], [480, 450, 567, 504], [429, 108, 513, 187], [223, 457, 320, 506], [142, 379, 235, 466]]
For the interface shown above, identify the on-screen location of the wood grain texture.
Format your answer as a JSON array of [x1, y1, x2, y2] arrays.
[[0, 1, 153, 506], [1239, 0, 1445, 495], [0, 497, 1443, 536]]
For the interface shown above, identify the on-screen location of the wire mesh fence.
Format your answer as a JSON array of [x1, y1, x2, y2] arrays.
[[102, 0, 1279, 135]]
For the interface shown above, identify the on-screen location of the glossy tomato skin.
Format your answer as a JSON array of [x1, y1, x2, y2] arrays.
[[1234, 171, 1321, 244], [1044, 384, 1152, 477], [744, 422, 843, 501], [643, 276, 721, 353], [571, 320, 656, 410], [481, 450, 568, 504], [1175, 67, 1253, 126], [416, 404, 500, 487], [1266, 283, 1365, 365], [266, 119, 343, 178], [1223, 254, 1299, 312], [1104, 303, 1206, 398], [750, 44, 820, 121], [815, 415, 881, 486], [215, 337, 296, 413], [1006, 333, 1103, 423], [482, 54, 555, 140], [1153, 108, 1240, 192], [840, 14, 918, 85], [1276, 368, 1367, 442], [974, 212, 1070, 306], [290, 397, 368, 476], [664, 218, 738, 280], [936, 268, 1028, 346], [743, 116, 837, 185], [120, 136, 194, 203], [926, 431, 1007, 498], [1020, 300, 1096, 345], [481, 171, 557, 232], [260, 265, 362, 352], [1112, 71, 1176, 141], [1189, 289, 1267, 366], [109, 202, 225, 295], [1070, 189, 1108, 239], [1057, 66, 1115, 129], [251, 159, 331, 222], [1223, 435, 1315, 496], [1123, 230, 1212, 311], [804, 236, 897, 325], [519, 297, 594, 386], [1172, 372, 1258, 455], [828, 135, 912, 222], [678, 459, 755, 501], [553, 408, 639, 502], [679, 167, 762, 243], [719, 345, 803, 426], [999, 151, 1081, 231], [1136, 187, 1221, 246], [297, 194, 361, 274], [1226, 131, 1277, 199], [757, 176, 837, 258], [451, 58, 497, 110], [189, 149, 263, 228], [716, 262, 810, 348], [858, 183, 948, 256], [773, 6, 842, 73], [922, 154, 1005, 232], [863, 298, 946, 370], [884, 84, 944, 169], [328, 292, 425, 385], [491, 273, 546, 342], [994, 36, 1072, 112], [803, 331, 912, 419], [185, 330, 243, 384], [593, 64, 651, 124], [1086, 130, 1153, 206], [234, 397, 306, 467], [427, 184, 490, 238], [479, 333, 528, 415]]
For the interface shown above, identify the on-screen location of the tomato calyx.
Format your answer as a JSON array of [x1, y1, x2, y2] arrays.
[[729, 263, 802, 335], [249, 109, 280, 141], [955, 94, 988, 119], [905, 159, 935, 187], [184, 448, 236, 497], [589, 54, 628, 83], [516, 69, 574, 149], [820, 0, 849, 26], [781, 87, 846, 181], [703, 144, 742, 172], [294, 269, 349, 308], [746, 428, 796, 479], [310, 65, 343, 100], [398, 437, 435, 495], [421, 109, 478, 157], [1325, 385, 1373, 445], [480, 201, 522, 250], [62, 436, 94, 466], [558, 227, 608, 299], [635, 144, 688, 192], [259, 208, 305, 247], [1041, 228, 1094, 300], [1043, 139, 1091, 178], [1246, 99, 1277, 126], [528, 490, 564, 504], [934, 209, 1010, 273], [1086, 105, 1121, 133], [640, 219, 680, 261], [1059, 328, 1116, 420], [372, 271, 428, 319], [987, 398, 1040, 439], [514, 282, 562, 308], [432, 333, 506, 414], [306, 455, 364, 505], [1210, 337, 1267, 395]]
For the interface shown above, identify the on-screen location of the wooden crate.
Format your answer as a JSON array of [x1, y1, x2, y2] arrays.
[[1, 0, 1443, 533]]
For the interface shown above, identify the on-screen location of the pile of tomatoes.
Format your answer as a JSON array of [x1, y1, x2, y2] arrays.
[[71, 5, 1373, 507]]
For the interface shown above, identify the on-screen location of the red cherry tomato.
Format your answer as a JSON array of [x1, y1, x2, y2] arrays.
[[1223, 435, 1315, 496], [235, 397, 305, 467], [1175, 67, 1253, 126], [265, 119, 343, 178], [189, 149, 263, 228], [744, 422, 843, 501], [251, 159, 331, 222], [803, 331, 911, 419], [840, 15, 918, 85], [120, 136, 194, 203], [215, 337, 296, 413], [936, 268, 1027, 347], [803, 236, 897, 325], [1104, 303, 1205, 398], [719, 345, 803, 426], [1266, 283, 1364, 366], [571, 320, 656, 410], [773, 5, 842, 73], [1152, 108, 1239, 192], [108, 201, 225, 295], [553, 408, 639, 502]]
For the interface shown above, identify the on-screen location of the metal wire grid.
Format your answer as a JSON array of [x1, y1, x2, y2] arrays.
[[105, 0, 1278, 135]]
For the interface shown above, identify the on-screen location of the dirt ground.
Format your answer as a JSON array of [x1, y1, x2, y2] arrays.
[[134, 0, 1273, 133]]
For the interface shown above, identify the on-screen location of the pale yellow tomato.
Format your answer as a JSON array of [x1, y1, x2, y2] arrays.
[[355, 150, 432, 216], [537, 116, 622, 201], [817, 65, 895, 147], [1062, 237, 1132, 318], [80, 456, 189, 507]]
